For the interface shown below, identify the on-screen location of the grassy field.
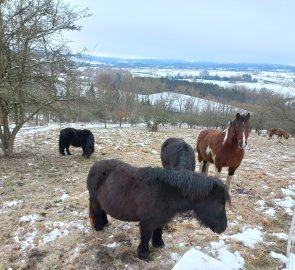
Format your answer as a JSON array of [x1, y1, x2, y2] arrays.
[[0, 125, 294, 269]]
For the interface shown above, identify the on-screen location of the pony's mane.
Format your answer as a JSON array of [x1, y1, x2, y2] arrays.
[[138, 167, 228, 201]]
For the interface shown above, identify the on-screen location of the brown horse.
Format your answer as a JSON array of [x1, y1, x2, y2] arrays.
[[196, 113, 251, 195], [87, 159, 229, 260], [268, 128, 289, 139]]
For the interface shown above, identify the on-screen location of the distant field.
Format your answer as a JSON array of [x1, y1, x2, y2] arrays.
[[130, 68, 295, 96]]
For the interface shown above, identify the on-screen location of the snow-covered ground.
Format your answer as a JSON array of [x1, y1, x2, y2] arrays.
[[138, 91, 246, 113], [1, 123, 295, 269]]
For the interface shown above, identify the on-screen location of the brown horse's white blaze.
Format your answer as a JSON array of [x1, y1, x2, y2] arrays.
[[196, 113, 251, 195]]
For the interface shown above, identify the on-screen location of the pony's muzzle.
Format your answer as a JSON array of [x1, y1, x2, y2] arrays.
[[238, 141, 247, 149], [213, 224, 227, 234]]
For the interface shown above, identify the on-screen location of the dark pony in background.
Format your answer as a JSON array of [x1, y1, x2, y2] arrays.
[[160, 137, 195, 171], [87, 159, 229, 260], [59, 127, 95, 158], [196, 112, 250, 195], [268, 128, 290, 139]]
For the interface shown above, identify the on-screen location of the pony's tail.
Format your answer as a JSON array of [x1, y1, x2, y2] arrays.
[[88, 197, 96, 228], [59, 131, 65, 155]]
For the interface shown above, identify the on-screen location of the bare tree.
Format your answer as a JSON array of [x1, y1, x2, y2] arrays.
[[0, 0, 90, 157]]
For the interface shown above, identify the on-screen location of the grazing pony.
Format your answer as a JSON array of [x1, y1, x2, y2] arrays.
[[59, 127, 95, 158], [87, 159, 229, 260], [160, 137, 196, 171], [196, 112, 250, 195], [268, 128, 289, 139]]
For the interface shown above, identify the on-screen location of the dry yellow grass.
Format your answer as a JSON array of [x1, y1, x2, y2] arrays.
[[0, 125, 294, 269]]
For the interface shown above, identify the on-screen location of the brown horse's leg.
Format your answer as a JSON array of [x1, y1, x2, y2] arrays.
[[152, 228, 164, 248], [227, 168, 236, 195], [201, 161, 209, 175], [198, 161, 202, 173], [214, 166, 221, 178], [137, 223, 153, 260]]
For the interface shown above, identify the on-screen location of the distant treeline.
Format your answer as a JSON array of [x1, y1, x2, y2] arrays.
[[129, 76, 271, 106], [76, 55, 295, 72]]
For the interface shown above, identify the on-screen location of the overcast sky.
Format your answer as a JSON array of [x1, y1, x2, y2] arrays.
[[63, 0, 295, 66]]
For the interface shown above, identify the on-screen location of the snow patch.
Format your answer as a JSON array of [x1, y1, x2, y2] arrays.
[[222, 227, 263, 248]]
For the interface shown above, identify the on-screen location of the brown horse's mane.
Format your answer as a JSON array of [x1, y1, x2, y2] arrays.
[[138, 167, 229, 202]]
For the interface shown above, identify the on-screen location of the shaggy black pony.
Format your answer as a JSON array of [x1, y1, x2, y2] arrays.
[[87, 159, 229, 260], [59, 127, 95, 158], [161, 137, 196, 171]]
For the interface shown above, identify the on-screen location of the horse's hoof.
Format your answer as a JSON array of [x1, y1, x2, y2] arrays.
[[152, 240, 165, 248], [94, 224, 104, 231], [137, 247, 150, 261], [138, 252, 150, 261]]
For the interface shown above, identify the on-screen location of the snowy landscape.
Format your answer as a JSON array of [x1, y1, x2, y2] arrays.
[[0, 123, 295, 269], [130, 68, 295, 97], [79, 55, 295, 97]]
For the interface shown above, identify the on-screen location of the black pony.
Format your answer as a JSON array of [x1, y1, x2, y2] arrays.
[[87, 159, 229, 260], [161, 137, 196, 171], [59, 127, 95, 158]]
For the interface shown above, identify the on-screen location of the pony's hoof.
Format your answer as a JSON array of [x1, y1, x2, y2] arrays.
[[94, 224, 104, 231], [152, 240, 165, 248], [137, 247, 150, 261], [138, 252, 149, 261]]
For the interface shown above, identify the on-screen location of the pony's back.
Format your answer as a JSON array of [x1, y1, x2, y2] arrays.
[[161, 138, 195, 171]]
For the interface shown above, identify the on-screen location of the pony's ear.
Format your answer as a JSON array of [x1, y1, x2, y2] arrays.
[[246, 112, 251, 120], [235, 113, 241, 121]]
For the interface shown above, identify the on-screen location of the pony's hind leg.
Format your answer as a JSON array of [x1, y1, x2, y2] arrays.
[[137, 223, 153, 261], [59, 139, 66, 156], [152, 228, 164, 248], [102, 210, 109, 226]]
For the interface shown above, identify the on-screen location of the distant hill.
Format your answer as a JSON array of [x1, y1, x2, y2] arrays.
[[74, 54, 295, 71]]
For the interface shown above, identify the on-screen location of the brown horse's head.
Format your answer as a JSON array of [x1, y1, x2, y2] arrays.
[[229, 112, 251, 149], [283, 131, 290, 139]]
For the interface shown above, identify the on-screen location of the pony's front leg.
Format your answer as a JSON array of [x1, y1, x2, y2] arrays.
[[137, 223, 153, 261], [152, 227, 164, 248], [66, 147, 71, 155]]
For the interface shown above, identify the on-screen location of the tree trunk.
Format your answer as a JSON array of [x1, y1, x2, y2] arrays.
[[35, 113, 39, 126], [0, 122, 16, 158], [1, 136, 15, 157]]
